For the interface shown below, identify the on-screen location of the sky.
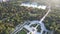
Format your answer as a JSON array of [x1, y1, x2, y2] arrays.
[[29, 0, 60, 6]]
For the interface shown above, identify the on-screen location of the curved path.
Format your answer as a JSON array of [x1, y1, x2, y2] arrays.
[[11, 6, 52, 34]]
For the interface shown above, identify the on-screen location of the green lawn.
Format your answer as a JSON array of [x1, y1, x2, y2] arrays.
[[18, 29, 27, 34]]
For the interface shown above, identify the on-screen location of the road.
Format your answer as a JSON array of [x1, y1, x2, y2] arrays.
[[11, 6, 51, 34], [11, 22, 28, 34]]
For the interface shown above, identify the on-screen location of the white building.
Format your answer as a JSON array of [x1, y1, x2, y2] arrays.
[[20, 2, 47, 10]]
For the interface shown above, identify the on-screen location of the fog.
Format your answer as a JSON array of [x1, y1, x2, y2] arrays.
[[28, 0, 60, 8], [30, 0, 60, 4]]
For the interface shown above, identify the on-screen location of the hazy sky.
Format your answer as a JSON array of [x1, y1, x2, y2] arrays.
[[29, 0, 60, 6]]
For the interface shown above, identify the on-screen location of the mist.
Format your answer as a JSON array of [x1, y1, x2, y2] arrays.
[[28, 0, 60, 8]]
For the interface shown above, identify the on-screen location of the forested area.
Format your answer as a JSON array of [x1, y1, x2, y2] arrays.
[[0, 1, 60, 34], [44, 8, 60, 34]]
